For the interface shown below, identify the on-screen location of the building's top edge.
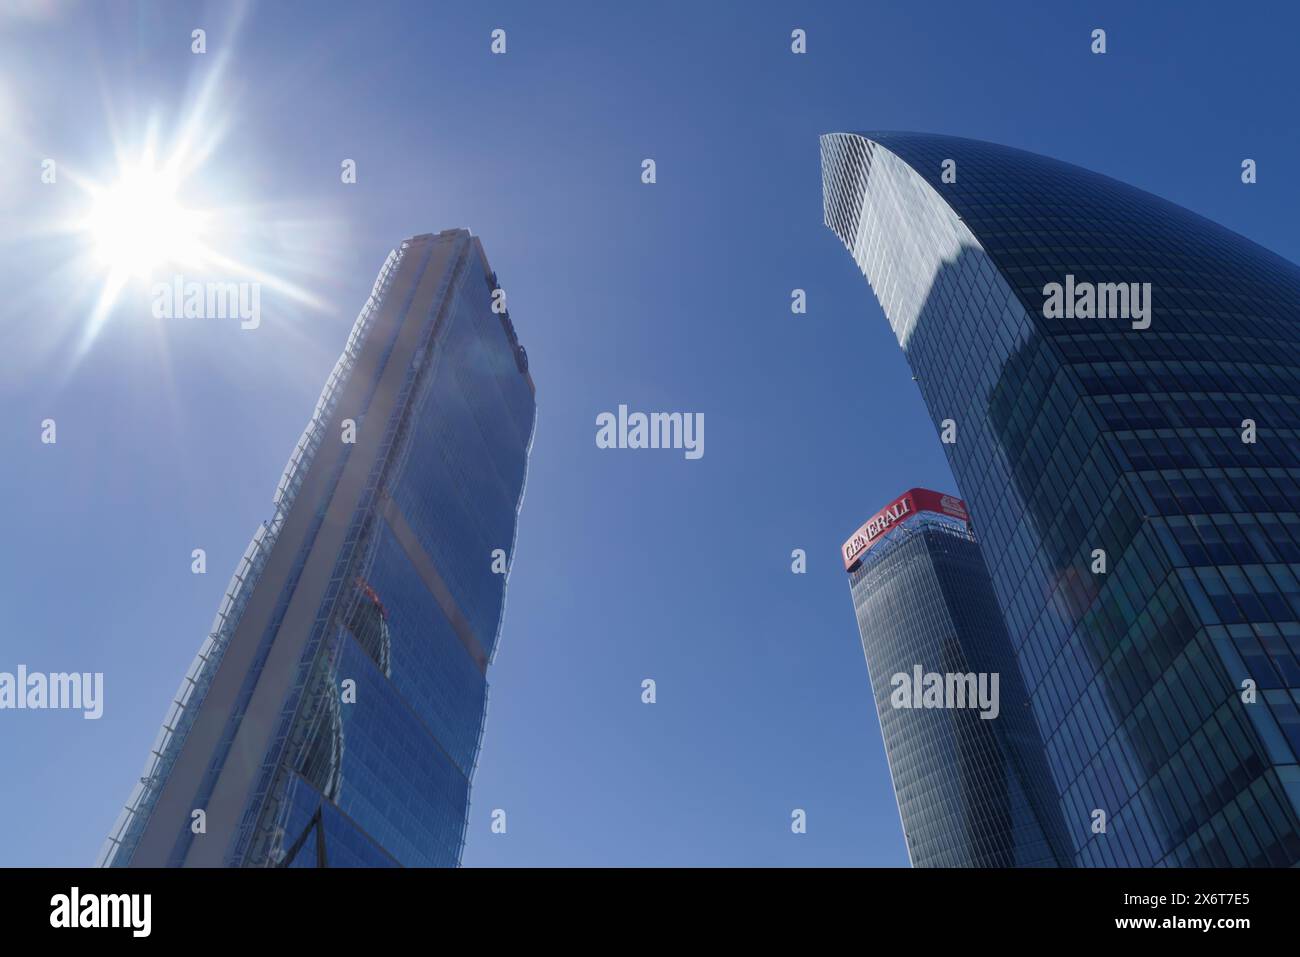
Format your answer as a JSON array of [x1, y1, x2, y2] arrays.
[[820, 130, 974, 142], [819, 130, 1158, 199], [842, 487, 969, 571], [400, 229, 535, 394], [403, 228, 475, 244], [820, 130, 1047, 159]]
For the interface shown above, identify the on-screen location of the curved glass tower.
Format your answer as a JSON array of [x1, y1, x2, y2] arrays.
[[823, 132, 1300, 867], [99, 229, 536, 867], [846, 489, 1071, 867]]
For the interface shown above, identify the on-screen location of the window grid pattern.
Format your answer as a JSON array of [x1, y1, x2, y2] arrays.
[[97, 246, 406, 868], [849, 518, 1069, 867], [824, 132, 1300, 867], [245, 233, 536, 867]]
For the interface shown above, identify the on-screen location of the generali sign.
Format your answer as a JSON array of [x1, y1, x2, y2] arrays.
[[841, 488, 969, 570]]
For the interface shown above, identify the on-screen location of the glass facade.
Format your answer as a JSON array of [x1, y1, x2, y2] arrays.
[[847, 493, 1070, 867], [98, 229, 535, 867], [824, 132, 1300, 867]]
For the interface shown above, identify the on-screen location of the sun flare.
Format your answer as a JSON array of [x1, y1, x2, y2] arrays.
[[51, 24, 328, 357], [83, 157, 207, 280]]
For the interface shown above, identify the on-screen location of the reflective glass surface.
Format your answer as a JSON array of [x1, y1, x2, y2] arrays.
[[825, 133, 1300, 866], [254, 232, 536, 867], [849, 514, 1069, 866]]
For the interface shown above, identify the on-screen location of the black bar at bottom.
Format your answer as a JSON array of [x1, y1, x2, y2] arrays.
[[0, 866, 1289, 943]]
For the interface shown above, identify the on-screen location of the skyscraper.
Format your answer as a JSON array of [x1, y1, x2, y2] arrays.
[[823, 132, 1300, 867], [98, 229, 536, 867], [845, 488, 1070, 867]]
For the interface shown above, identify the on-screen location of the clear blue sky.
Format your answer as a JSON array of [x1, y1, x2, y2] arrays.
[[1, 0, 1297, 867]]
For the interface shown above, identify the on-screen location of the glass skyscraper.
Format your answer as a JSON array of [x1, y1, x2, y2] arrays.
[[845, 488, 1070, 867], [823, 132, 1300, 867], [98, 229, 536, 867]]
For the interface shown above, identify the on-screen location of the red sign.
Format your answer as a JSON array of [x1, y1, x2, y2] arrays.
[[842, 488, 969, 570]]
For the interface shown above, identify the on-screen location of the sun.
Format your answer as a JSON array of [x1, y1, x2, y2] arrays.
[[83, 156, 206, 281], [48, 9, 329, 361]]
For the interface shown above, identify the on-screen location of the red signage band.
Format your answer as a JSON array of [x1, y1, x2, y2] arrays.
[[842, 488, 969, 570]]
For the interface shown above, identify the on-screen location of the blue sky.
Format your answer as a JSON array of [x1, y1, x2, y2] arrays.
[[1, 0, 1297, 866]]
